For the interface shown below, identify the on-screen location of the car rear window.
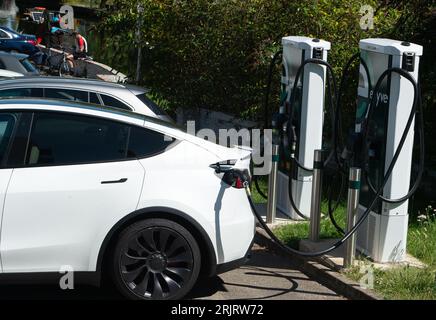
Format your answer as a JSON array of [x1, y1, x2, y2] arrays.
[[100, 94, 132, 111], [136, 93, 170, 117], [127, 125, 176, 159]]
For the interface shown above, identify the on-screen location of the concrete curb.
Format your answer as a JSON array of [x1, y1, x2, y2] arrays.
[[254, 228, 382, 300]]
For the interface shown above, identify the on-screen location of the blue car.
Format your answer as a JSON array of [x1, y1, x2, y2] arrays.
[[0, 26, 39, 57]]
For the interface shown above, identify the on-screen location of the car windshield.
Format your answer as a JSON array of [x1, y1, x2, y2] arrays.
[[20, 58, 37, 73]]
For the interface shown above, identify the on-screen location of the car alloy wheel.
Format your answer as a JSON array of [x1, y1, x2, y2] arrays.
[[113, 219, 200, 300]]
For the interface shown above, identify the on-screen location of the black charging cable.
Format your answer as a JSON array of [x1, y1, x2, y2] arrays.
[[363, 72, 424, 204], [236, 66, 420, 257], [253, 50, 283, 201], [284, 58, 338, 220], [327, 53, 372, 234]]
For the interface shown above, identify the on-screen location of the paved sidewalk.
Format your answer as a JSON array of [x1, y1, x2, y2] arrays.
[[189, 247, 344, 300]]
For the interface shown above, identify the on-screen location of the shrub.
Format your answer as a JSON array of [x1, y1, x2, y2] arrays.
[[97, 0, 410, 118]]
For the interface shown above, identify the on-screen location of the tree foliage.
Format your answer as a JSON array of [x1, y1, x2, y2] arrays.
[[97, 0, 434, 123]]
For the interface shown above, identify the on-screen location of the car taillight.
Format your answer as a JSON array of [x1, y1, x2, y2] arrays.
[[26, 40, 37, 46]]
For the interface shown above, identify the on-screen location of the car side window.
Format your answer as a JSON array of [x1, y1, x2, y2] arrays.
[[45, 88, 88, 103], [0, 113, 16, 165], [0, 30, 9, 39], [100, 94, 132, 111], [26, 112, 130, 166], [127, 125, 176, 159], [6, 113, 32, 167], [0, 88, 43, 98]]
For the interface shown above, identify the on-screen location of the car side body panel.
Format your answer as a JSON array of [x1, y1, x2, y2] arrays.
[[0, 160, 145, 272], [136, 141, 255, 266]]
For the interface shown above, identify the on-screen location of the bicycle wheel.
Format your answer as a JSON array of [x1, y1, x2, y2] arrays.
[[58, 60, 71, 77]]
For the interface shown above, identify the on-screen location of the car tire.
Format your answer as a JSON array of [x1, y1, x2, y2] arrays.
[[111, 218, 201, 300]]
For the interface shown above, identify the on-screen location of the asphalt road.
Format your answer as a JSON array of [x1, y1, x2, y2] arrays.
[[0, 246, 343, 300]]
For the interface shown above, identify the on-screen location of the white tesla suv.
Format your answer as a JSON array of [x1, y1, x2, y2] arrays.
[[0, 98, 255, 300]]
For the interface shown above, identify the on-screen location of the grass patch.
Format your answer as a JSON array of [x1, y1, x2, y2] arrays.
[[274, 201, 345, 247], [255, 180, 436, 299], [408, 206, 436, 266], [345, 264, 436, 300]]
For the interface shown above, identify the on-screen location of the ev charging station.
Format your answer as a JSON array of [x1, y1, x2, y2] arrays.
[[277, 36, 331, 219], [252, 35, 424, 265], [355, 39, 423, 263]]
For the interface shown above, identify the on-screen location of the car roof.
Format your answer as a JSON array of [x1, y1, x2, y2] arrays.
[[0, 76, 149, 94], [0, 69, 24, 77], [0, 97, 144, 120], [0, 97, 182, 135]]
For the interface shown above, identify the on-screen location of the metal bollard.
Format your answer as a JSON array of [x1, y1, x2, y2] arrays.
[[344, 167, 361, 268], [309, 149, 323, 241], [266, 144, 280, 224]]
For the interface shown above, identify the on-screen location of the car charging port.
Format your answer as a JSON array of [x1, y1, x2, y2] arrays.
[[210, 161, 251, 189]]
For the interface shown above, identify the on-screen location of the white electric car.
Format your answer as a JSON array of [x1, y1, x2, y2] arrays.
[[0, 98, 255, 300]]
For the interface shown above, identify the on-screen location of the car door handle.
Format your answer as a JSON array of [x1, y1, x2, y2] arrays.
[[101, 178, 128, 184]]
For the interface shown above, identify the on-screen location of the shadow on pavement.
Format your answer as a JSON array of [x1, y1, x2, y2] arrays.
[[0, 247, 340, 300]]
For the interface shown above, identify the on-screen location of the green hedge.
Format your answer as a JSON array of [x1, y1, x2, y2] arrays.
[[97, 1, 434, 144], [97, 0, 409, 115]]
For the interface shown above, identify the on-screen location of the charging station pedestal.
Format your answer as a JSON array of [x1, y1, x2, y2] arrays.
[[276, 36, 330, 219], [356, 39, 423, 263]]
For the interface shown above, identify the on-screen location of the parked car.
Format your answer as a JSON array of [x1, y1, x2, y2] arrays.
[[0, 76, 171, 121], [0, 51, 39, 76], [0, 26, 39, 57], [0, 98, 255, 300], [0, 69, 23, 78]]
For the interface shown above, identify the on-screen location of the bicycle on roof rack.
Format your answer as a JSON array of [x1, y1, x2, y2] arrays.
[[44, 45, 74, 77], [39, 31, 91, 78]]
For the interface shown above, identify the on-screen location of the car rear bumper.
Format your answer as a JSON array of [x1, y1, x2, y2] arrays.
[[214, 236, 254, 275]]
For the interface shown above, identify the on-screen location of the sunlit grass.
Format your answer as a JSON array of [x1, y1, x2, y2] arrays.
[[255, 180, 436, 299]]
